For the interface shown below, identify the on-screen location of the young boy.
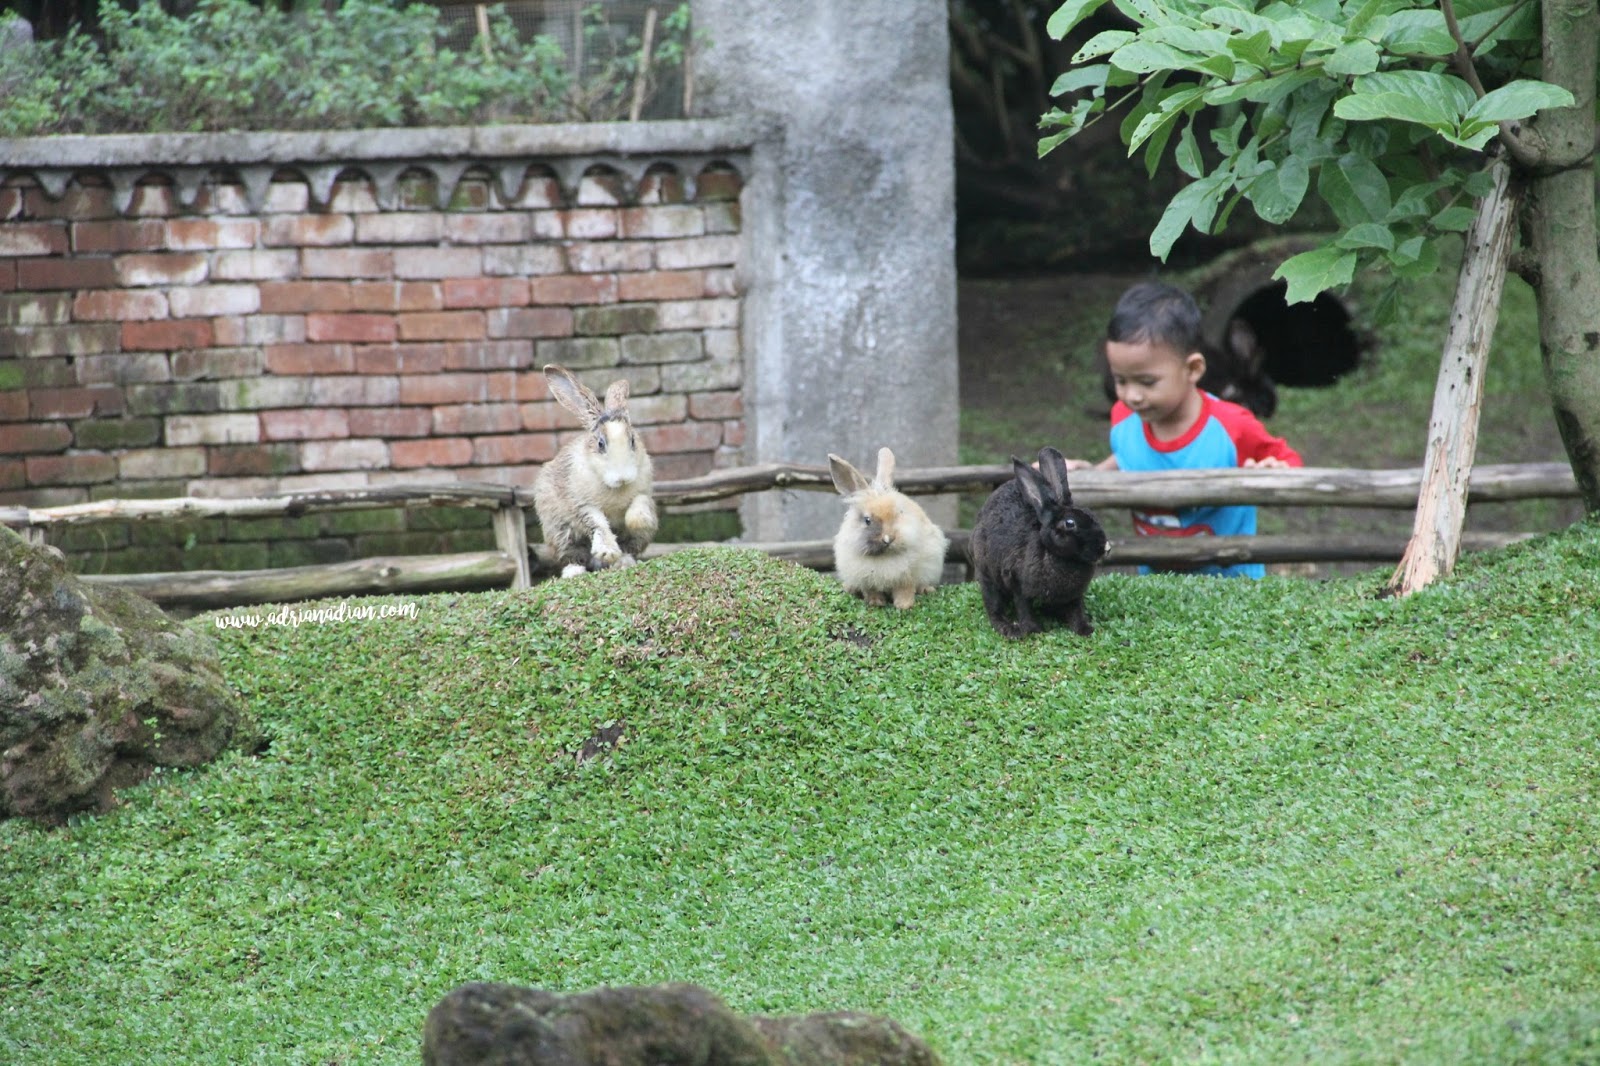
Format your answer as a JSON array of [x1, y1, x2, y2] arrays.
[[1067, 281, 1302, 578]]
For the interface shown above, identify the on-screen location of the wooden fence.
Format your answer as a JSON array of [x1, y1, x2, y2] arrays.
[[0, 460, 1579, 610]]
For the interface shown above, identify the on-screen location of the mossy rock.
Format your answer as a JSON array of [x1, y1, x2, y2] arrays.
[[0, 527, 259, 823]]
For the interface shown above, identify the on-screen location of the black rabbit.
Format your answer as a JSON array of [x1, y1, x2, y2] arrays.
[[968, 446, 1108, 639]]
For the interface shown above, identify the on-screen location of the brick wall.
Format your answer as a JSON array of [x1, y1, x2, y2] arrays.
[[0, 155, 747, 573]]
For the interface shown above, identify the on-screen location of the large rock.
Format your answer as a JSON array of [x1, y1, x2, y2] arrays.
[[0, 527, 257, 823], [422, 982, 942, 1066]]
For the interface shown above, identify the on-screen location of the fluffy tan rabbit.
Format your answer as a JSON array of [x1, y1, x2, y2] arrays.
[[828, 447, 949, 609], [532, 365, 657, 579]]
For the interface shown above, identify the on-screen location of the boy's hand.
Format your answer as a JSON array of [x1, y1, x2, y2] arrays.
[[1243, 456, 1290, 468]]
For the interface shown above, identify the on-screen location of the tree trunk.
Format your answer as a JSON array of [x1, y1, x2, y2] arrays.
[[1525, 0, 1600, 512], [1389, 161, 1520, 596]]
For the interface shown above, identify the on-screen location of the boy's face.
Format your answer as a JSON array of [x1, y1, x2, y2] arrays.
[[1105, 338, 1206, 437]]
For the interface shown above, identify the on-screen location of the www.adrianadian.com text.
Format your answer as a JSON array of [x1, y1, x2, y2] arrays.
[[213, 601, 419, 629]]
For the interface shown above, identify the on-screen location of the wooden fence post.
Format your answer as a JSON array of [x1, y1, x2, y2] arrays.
[[1388, 160, 1520, 597], [493, 503, 532, 590]]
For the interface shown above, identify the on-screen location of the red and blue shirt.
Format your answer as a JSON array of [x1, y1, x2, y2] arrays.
[[1109, 392, 1302, 578]]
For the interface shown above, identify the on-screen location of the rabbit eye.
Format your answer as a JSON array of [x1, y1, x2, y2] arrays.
[[595, 435, 608, 453], [1063, 517, 1077, 530]]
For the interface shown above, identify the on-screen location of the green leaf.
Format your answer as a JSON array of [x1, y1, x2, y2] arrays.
[[1466, 81, 1577, 124], [1175, 122, 1204, 179], [1112, 39, 1210, 74], [1047, 0, 1115, 40], [1318, 153, 1391, 226], [1273, 245, 1357, 303], [1150, 174, 1230, 261], [1390, 235, 1442, 278], [1227, 29, 1273, 68], [1335, 222, 1396, 251], [1430, 205, 1478, 232], [1381, 10, 1456, 56], [1323, 38, 1380, 76], [1246, 155, 1309, 223], [1074, 29, 1135, 63], [1050, 64, 1111, 96]]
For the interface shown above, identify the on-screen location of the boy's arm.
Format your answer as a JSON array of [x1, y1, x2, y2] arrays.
[[1065, 455, 1118, 471], [1217, 406, 1303, 467]]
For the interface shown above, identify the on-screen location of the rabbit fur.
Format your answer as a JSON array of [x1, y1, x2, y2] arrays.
[[829, 447, 949, 609], [968, 446, 1107, 639], [531, 365, 658, 579]]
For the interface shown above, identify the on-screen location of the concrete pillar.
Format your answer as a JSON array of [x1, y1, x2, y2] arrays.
[[692, 0, 959, 541]]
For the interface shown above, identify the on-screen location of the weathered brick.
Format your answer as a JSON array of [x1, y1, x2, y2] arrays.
[[125, 183, 176, 218], [390, 437, 473, 469], [487, 306, 574, 340], [260, 408, 350, 441], [19, 257, 118, 290], [0, 486, 87, 508], [355, 213, 445, 244], [263, 181, 312, 214], [301, 247, 394, 279], [508, 174, 562, 209], [116, 253, 209, 287], [185, 476, 281, 499], [640, 421, 726, 454], [165, 413, 260, 446], [694, 167, 744, 201], [655, 235, 740, 270], [704, 328, 740, 362], [71, 220, 165, 254], [443, 277, 529, 309], [535, 337, 622, 370], [443, 213, 531, 244], [442, 340, 533, 371], [221, 376, 314, 411], [117, 446, 206, 480], [397, 372, 514, 406], [325, 176, 381, 213], [0, 222, 69, 257], [268, 539, 354, 568], [514, 371, 552, 402], [576, 172, 626, 206], [5, 357, 73, 388], [637, 169, 688, 205], [432, 403, 521, 435], [445, 177, 491, 211], [347, 407, 432, 438], [72, 289, 169, 322], [212, 249, 300, 281], [562, 208, 620, 239], [660, 359, 741, 392], [168, 284, 261, 318], [3, 320, 116, 356], [263, 214, 355, 247], [27, 452, 119, 485], [72, 417, 162, 449], [483, 245, 565, 277], [122, 319, 214, 352], [0, 422, 72, 453], [0, 458, 23, 489], [301, 438, 389, 471], [394, 247, 481, 279], [0, 260, 16, 291], [618, 270, 705, 302], [30, 386, 125, 419], [351, 343, 445, 376], [266, 343, 355, 376], [51, 521, 130, 551], [23, 182, 115, 221], [322, 507, 406, 535], [658, 298, 740, 330], [688, 390, 744, 420], [260, 281, 351, 314], [176, 543, 272, 571], [704, 268, 739, 297], [519, 401, 561, 431], [566, 242, 655, 274], [397, 311, 484, 342], [307, 313, 398, 344], [308, 375, 399, 406], [620, 333, 702, 365], [193, 181, 251, 216], [1, 293, 73, 326], [208, 443, 302, 479], [172, 347, 265, 381], [126, 382, 225, 416], [704, 201, 741, 235], [472, 434, 556, 466], [213, 314, 306, 347], [722, 419, 745, 447], [222, 513, 321, 541], [74, 353, 172, 386], [530, 274, 617, 306], [574, 304, 659, 337], [653, 451, 721, 482], [167, 218, 260, 250], [624, 393, 689, 425], [350, 281, 442, 313], [621, 205, 706, 240]]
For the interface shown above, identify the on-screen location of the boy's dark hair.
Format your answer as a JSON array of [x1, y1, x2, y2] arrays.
[[1107, 281, 1202, 354]]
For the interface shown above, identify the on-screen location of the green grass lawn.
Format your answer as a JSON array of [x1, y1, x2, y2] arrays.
[[3, 530, 1598, 1064]]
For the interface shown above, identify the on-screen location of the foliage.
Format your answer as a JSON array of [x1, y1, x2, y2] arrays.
[[1038, 0, 1581, 309], [0, 0, 693, 136], [3, 535, 1600, 1063]]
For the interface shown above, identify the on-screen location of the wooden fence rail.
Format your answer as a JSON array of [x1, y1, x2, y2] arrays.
[[0, 461, 1579, 611]]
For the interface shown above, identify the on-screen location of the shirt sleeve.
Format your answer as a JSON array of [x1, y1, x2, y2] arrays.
[[1211, 400, 1303, 467]]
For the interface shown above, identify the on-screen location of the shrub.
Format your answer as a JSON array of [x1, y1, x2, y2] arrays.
[[0, 0, 691, 136]]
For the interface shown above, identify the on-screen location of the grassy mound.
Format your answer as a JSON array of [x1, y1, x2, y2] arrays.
[[3, 537, 1598, 1063]]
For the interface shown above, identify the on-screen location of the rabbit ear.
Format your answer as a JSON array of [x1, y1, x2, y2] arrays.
[[1036, 446, 1072, 504], [829, 454, 872, 496], [602, 377, 631, 416], [1010, 456, 1050, 519], [545, 365, 602, 428], [874, 447, 897, 490]]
